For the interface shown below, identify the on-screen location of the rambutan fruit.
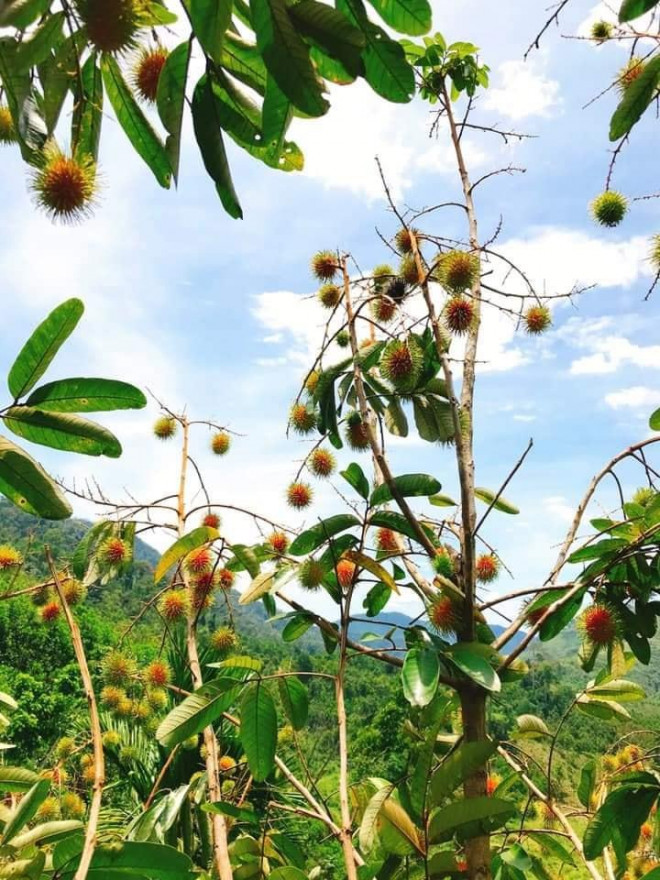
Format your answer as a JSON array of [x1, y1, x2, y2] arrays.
[[267, 531, 289, 556], [61, 791, 86, 819], [100, 686, 125, 709], [640, 822, 653, 841], [119, 745, 138, 766], [311, 250, 338, 281], [99, 537, 130, 567], [218, 568, 234, 590], [210, 626, 238, 654], [211, 431, 231, 455], [444, 296, 475, 335], [590, 190, 628, 227], [535, 800, 558, 829], [145, 659, 170, 687], [345, 410, 370, 451], [336, 329, 350, 348], [37, 796, 60, 821], [218, 755, 236, 772], [621, 743, 643, 765], [133, 46, 168, 103], [437, 250, 480, 293], [43, 765, 68, 785], [55, 736, 76, 759], [82, 763, 97, 784], [336, 558, 356, 588], [370, 295, 397, 324], [308, 447, 336, 478], [202, 512, 221, 530], [114, 697, 133, 717], [41, 601, 61, 623], [0, 545, 22, 569], [523, 305, 551, 334], [298, 558, 325, 590], [601, 753, 618, 772], [617, 57, 644, 93], [456, 860, 468, 873], [158, 589, 190, 622], [32, 583, 52, 606], [305, 371, 320, 394], [185, 546, 212, 575], [318, 283, 342, 309], [379, 337, 423, 394], [290, 403, 317, 435], [0, 106, 16, 145], [372, 264, 393, 289], [375, 527, 399, 554], [632, 486, 655, 507], [649, 233, 660, 273], [428, 594, 460, 635], [31, 147, 96, 224], [591, 20, 612, 42], [286, 481, 313, 509], [394, 227, 418, 255], [524, 602, 547, 627], [433, 547, 454, 579], [130, 699, 152, 725], [61, 577, 87, 605], [190, 573, 217, 607], [153, 415, 177, 439], [475, 554, 499, 583], [385, 278, 408, 303], [399, 255, 419, 286], [486, 774, 501, 795], [147, 687, 168, 710], [75, 0, 144, 53], [577, 603, 620, 647], [102, 650, 136, 685]]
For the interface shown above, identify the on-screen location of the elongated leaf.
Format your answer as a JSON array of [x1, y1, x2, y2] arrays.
[[650, 407, 660, 432], [429, 740, 496, 804], [188, 0, 232, 62], [474, 486, 519, 515], [154, 526, 219, 582], [221, 32, 268, 95], [0, 435, 71, 519], [262, 74, 293, 161], [576, 694, 630, 722], [359, 784, 394, 852], [156, 678, 241, 747], [289, 514, 360, 555], [288, 0, 365, 76], [369, 510, 435, 546], [10, 819, 83, 849], [278, 675, 309, 729], [447, 644, 500, 693], [5, 408, 121, 458], [101, 55, 171, 188], [203, 801, 258, 823], [584, 783, 659, 860], [370, 473, 441, 506], [610, 55, 660, 141], [229, 543, 260, 578], [157, 41, 191, 182], [341, 462, 370, 500], [428, 796, 515, 844], [578, 759, 597, 809], [240, 569, 277, 605], [192, 74, 242, 218], [366, 0, 430, 35], [282, 612, 314, 642], [0, 766, 40, 792], [429, 493, 457, 507], [58, 841, 196, 879], [539, 588, 586, 641], [402, 647, 439, 707], [26, 378, 146, 412], [587, 679, 645, 702], [270, 869, 309, 880], [619, 0, 660, 22], [2, 778, 50, 843], [8, 298, 83, 400], [345, 550, 399, 593], [1, 0, 50, 28], [73, 54, 103, 162], [240, 681, 277, 781], [514, 714, 550, 739], [14, 12, 64, 71]]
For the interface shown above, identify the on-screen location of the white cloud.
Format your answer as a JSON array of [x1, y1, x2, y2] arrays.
[[558, 316, 660, 375], [604, 386, 660, 410], [483, 58, 561, 120], [544, 495, 575, 523]]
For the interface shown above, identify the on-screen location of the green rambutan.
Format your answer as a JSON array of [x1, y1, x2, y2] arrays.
[[290, 403, 317, 435], [370, 295, 397, 324], [31, 147, 97, 224], [432, 547, 454, 579], [202, 512, 221, 530], [133, 45, 168, 103], [147, 687, 168, 711], [100, 686, 125, 710], [590, 190, 628, 227], [436, 250, 480, 293], [649, 233, 660, 272], [632, 486, 655, 507], [577, 603, 621, 647], [524, 305, 551, 334], [372, 264, 393, 290], [617, 57, 644, 93], [379, 337, 423, 394], [102, 650, 136, 685], [591, 20, 612, 42], [211, 431, 231, 455], [428, 593, 461, 635], [311, 250, 338, 281], [119, 745, 138, 766], [0, 106, 16, 145], [336, 558, 356, 588], [130, 699, 152, 724], [399, 255, 419, 286], [376, 527, 399, 553], [76, 0, 144, 53], [298, 558, 325, 590], [267, 532, 289, 555], [0, 544, 22, 569], [211, 626, 238, 654], [308, 447, 336, 478], [185, 546, 212, 575], [99, 537, 131, 568], [158, 589, 190, 622], [41, 601, 61, 623], [114, 696, 133, 717], [345, 410, 370, 451], [32, 583, 52, 607], [153, 415, 177, 439], [145, 659, 170, 687], [61, 791, 86, 819], [36, 797, 60, 822], [444, 296, 475, 335], [394, 227, 418, 255], [336, 329, 350, 348], [286, 481, 313, 509], [318, 283, 342, 309], [475, 554, 499, 583], [61, 577, 87, 605], [55, 736, 76, 759]]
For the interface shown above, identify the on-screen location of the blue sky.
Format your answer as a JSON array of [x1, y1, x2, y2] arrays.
[[1, 0, 659, 623]]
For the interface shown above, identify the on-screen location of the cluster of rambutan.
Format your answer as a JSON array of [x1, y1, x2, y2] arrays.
[[35, 570, 88, 624], [152, 415, 232, 457], [34, 788, 87, 821], [99, 650, 171, 732]]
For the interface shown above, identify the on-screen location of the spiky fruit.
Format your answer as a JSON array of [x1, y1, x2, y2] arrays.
[[219, 755, 236, 772], [218, 568, 234, 590], [336, 559, 356, 588], [119, 745, 138, 766], [640, 822, 653, 841], [61, 791, 86, 819], [649, 233, 660, 273], [37, 796, 60, 821], [370, 295, 397, 324], [32, 149, 96, 223], [318, 283, 342, 309], [305, 371, 320, 394], [298, 558, 325, 590], [394, 227, 418, 254], [345, 411, 370, 451], [486, 774, 501, 795], [591, 20, 612, 42], [433, 547, 454, 579], [290, 403, 317, 435], [311, 250, 338, 280], [55, 736, 76, 760], [379, 337, 423, 394], [76, 0, 143, 52], [591, 190, 628, 227], [0, 106, 16, 144], [376, 527, 399, 553], [399, 255, 419, 285], [308, 448, 336, 478], [524, 601, 546, 627], [211, 431, 231, 455], [444, 296, 475, 335], [145, 659, 170, 687], [578, 603, 619, 647], [102, 650, 136, 685], [41, 601, 61, 623], [373, 264, 393, 290], [190, 580, 216, 615], [43, 765, 68, 785], [82, 764, 97, 784], [336, 330, 350, 348], [147, 687, 168, 711], [632, 486, 655, 507], [524, 305, 551, 334], [159, 589, 190, 622], [203, 512, 221, 529], [535, 801, 558, 828], [618, 57, 644, 93], [185, 546, 212, 574], [0, 545, 22, 569], [61, 577, 87, 605], [287, 481, 313, 509], [385, 278, 408, 303], [153, 416, 177, 439], [475, 554, 499, 583], [267, 532, 289, 556], [114, 696, 133, 717], [102, 729, 121, 748], [133, 46, 168, 102], [437, 250, 480, 293], [428, 594, 460, 635], [602, 753, 618, 772], [130, 699, 152, 725], [99, 537, 130, 567], [211, 626, 238, 654], [100, 686, 126, 709]]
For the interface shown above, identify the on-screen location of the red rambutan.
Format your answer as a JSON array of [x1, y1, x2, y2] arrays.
[[475, 554, 499, 583], [428, 594, 460, 635], [145, 660, 170, 687], [133, 46, 168, 102], [308, 448, 336, 478], [99, 537, 130, 567], [32, 148, 97, 224], [202, 513, 221, 530], [159, 589, 190, 622], [336, 559, 356, 588], [370, 295, 397, 324], [41, 601, 61, 623], [286, 482, 313, 509], [445, 297, 475, 335], [267, 532, 289, 556], [376, 527, 399, 553], [290, 403, 317, 435], [578, 603, 619, 647], [524, 306, 551, 335], [185, 546, 212, 574], [218, 568, 234, 590], [311, 250, 338, 281]]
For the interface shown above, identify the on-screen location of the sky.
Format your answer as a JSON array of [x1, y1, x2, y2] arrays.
[[1, 0, 659, 628]]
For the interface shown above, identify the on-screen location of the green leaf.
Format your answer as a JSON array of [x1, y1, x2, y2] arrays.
[[26, 378, 146, 412], [1, 0, 50, 28], [156, 41, 191, 182], [2, 778, 50, 843], [650, 406, 660, 431], [384, 397, 408, 437], [281, 612, 314, 642], [270, 869, 309, 880], [57, 841, 196, 879], [363, 581, 391, 617], [101, 55, 171, 188], [8, 298, 83, 400], [187, 0, 232, 62], [40, 40, 76, 135], [429, 493, 457, 507], [610, 55, 660, 141], [474, 486, 519, 515], [366, 0, 431, 35], [289, 514, 360, 555], [288, 0, 365, 77], [154, 526, 219, 583], [568, 538, 626, 563], [578, 759, 597, 809], [368, 510, 436, 546], [203, 801, 258, 823], [240, 681, 277, 781], [0, 766, 40, 792], [144, 1, 179, 24], [429, 740, 496, 804], [447, 644, 500, 693], [0, 41, 47, 161], [252, 0, 329, 117], [14, 12, 64, 71], [401, 647, 439, 707], [0, 435, 71, 519], [514, 714, 550, 739], [428, 796, 515, 844], [341, 462, 370, 500], [370, 473, 441, 506], [72, 54, 103, 162], [221, 32, 268, 95], [587, 679, 645, 702], [619, 0, 660, 22], [156, 678, 241, 747], [584, 783, 659, 860], [4, 407, 122, 458], [278, 675, 309, 729], [229, 543, 260, 578], [539, 588, 586, 641], [10, 819, 83, 850], [576, 694, 630, 722], [192, 74, 243, 218], [262, 74, 294, 161], [240, 569, 280, 605]]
